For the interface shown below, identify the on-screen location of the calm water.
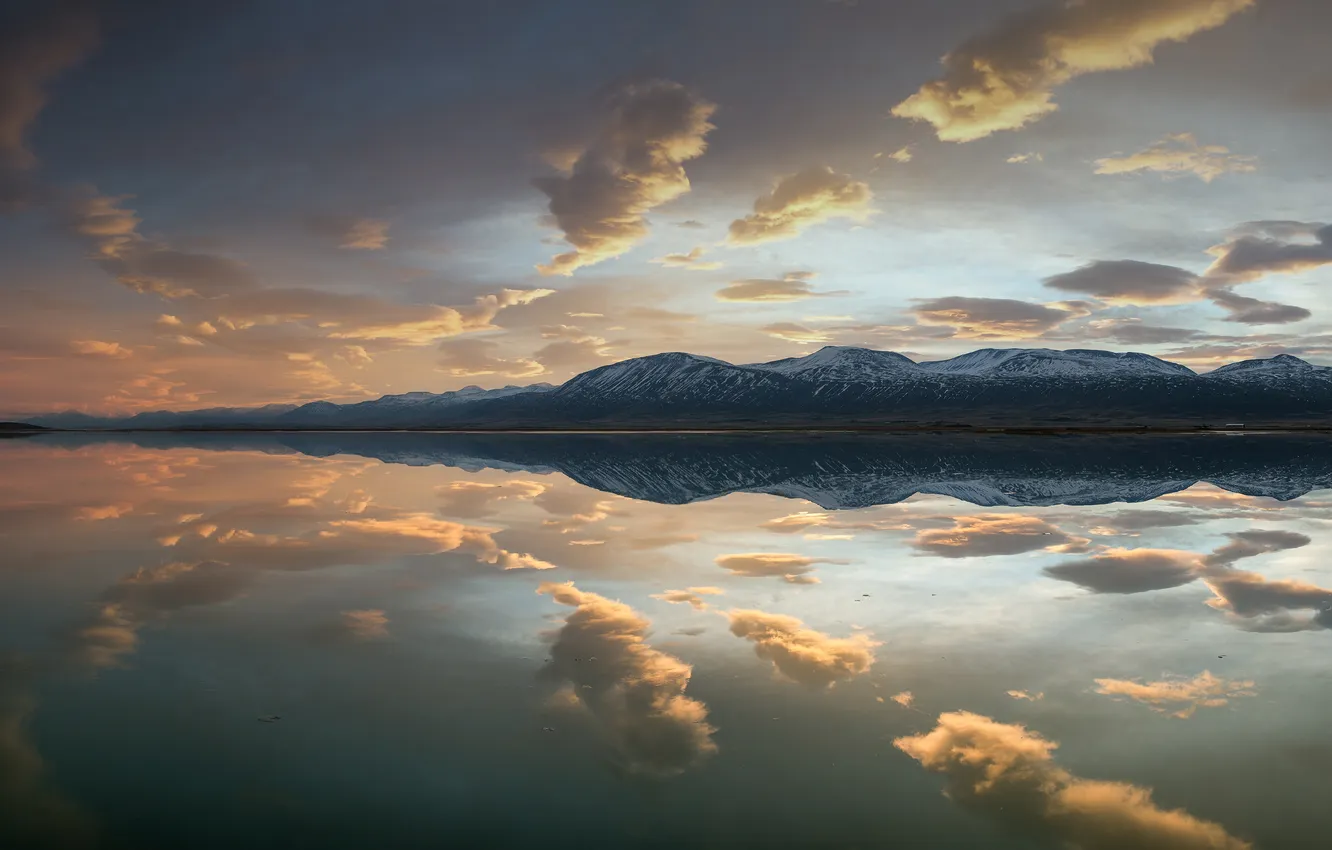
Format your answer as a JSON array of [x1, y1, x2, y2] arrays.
[[3, 433, 1330, 849]]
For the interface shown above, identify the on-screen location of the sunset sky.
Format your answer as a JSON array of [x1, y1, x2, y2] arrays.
[[2, 0, 1330, 415]]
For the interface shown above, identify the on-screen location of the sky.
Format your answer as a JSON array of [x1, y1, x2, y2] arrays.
[[1, 0, 1331, 415]]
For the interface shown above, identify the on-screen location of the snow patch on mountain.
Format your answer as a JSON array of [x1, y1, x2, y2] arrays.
[[917, 348, 1194, 378], [747, 346, 921, 382]]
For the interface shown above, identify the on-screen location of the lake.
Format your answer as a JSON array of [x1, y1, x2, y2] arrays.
[[2, 432, 1330, 849]]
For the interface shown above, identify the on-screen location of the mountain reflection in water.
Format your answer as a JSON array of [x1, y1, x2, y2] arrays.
[[1, 433, 1329, 848]]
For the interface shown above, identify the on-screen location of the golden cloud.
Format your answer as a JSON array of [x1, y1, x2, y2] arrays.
[[715, 271, 846, 303], [725, 608, 878, 688], [913, 514, 1090, 558], [759, 322, 835, 344], [70, 339, 133, 359], [896, 711, 1251, 849], [437, 338, 546, 379], [536, 80, 716, 276], [1095, 133, 1257, 182], [538, 581, 718, 775], [715, 552, 836, 585], [727, 166, 872, 246], [339, 218, 390, 250], [1093, 671, 1255, 719], [912, 296, 1092, 339], [650, 246, 722, 271], [891, 0, 1256, 142], [340, 608, 390, 639], [651, 587, 725, 610]]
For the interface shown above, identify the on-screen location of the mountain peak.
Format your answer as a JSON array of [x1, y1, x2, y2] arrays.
[[1208, 353, 1318, 377], [918, 348, 1194, 377], [748, 346, 919, 381]]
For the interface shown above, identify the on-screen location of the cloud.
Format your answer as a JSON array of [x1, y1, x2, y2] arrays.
[[725, 609, 878, 688], [650, 246, 722, 271], [912, 296, 1091, 339], [340, 608, 390, 639], [1088, 509, 1200, 534], [1083, 319, 1201, 346], [70, 339, 132, 359], [1095, 133, 1258, 182], [1206, 289, 1311, 325], [1202, 530, 1310, 568], [887, 146, 913, 163], [62, 190, 262, 298], [651, 587, 724, 610], [537, 582, 717, 776], [535, 80, 716, 276], [891, 690, 915, 708], [913, 515, 1089, 559], [1047, 531, 1311, 598], [716, 271, 846, 303], [307, 215, 390, 250], [1093, 671, 1255, 718], [1044, 548, 1202, 594], [437, 338, 546, 378], [533, 334, 615, 372], [759, 322, 835, 345], [1202, 570, 1332, 631], [891, 0, 1256, 142], [0, 676, 96, 847], [1204, 221, 1332, 283], [726, 166, 872, 245], [0, 2, 98, 207], [1006, 152, 1043, 164], [435, 479, 547, 519], [212, 286, 554, 345], [896, 711, 1251, 849], [1043, 260, 1200, 306], [715, 552, 837, 585], [1007, 690, 1044, 702]]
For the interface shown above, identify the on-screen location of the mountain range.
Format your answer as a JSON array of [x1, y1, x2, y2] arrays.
[[24, 346, 1332, 430], [27, 431, 1332, 507]]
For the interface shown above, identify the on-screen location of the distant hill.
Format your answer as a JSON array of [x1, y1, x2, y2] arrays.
[[23, 347, 1332, 430], [0, 421, 47, 433]]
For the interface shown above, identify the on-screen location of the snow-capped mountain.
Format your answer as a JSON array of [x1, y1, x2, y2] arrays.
[[747, 346, 920, 382], [917, 348, 1195, 378], [22, 347, 1332, 430]]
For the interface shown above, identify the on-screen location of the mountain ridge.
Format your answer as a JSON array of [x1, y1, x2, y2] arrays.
[[21, 346, 1332, 430]]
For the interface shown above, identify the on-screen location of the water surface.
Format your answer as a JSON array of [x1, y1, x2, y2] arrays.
[[3, 433, 1330, 849]]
